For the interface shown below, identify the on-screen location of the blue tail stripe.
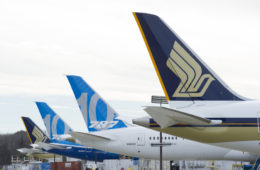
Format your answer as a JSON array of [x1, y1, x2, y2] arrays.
[[96, 99, 107, 121]]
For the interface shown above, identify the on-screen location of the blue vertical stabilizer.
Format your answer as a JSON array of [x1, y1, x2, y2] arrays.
[[66, 75, 128, 132], [35, 102, 72, 139]]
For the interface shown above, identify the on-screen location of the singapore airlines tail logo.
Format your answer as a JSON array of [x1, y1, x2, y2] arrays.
[[32, 127, 48, 143], [166, 41, 215, 97]]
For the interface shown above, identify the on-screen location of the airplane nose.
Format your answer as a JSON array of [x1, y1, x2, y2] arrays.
[[132, 117, 150, 127]]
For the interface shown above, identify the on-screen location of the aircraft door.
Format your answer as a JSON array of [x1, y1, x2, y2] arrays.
[[137, 133, 145, 146]]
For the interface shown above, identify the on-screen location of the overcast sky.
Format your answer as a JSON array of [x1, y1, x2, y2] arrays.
[[1, 0, 260, 133]]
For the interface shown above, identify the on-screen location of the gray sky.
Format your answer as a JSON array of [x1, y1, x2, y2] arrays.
[[1, 0, 260, 133]]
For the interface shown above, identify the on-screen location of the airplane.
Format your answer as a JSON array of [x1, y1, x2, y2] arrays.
[[131, 12, 260, 155], [21, 116, 120, 161], [65, 75, 257, 161], [34, 101, 133, 160]]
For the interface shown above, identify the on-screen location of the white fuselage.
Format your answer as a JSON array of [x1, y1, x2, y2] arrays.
[[74, 125, 256, 161], [158, 100, 260, 155]]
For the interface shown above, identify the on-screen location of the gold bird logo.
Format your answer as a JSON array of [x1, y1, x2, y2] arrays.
[[32, 127, 48, 143], [166, 41, 215, 97]]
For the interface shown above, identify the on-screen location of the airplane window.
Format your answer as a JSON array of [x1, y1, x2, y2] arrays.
[[168, 137, 170, 140], [172, 137, 174, 140], [153, 137, 155, 140], [157, 137, 159, 140], [149, 137, 151, 140], [165, 137, 167, 140], [175, 136, 177, 140]]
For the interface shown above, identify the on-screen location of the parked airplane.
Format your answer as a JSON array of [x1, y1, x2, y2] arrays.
[[21, 116, 120, 161], [35, 101, 132, 160], [132, 12, 260, 155], [65, 75, 257, 161]]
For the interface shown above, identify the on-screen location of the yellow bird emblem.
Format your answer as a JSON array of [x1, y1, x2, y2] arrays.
[[166, 41, 215, 97]]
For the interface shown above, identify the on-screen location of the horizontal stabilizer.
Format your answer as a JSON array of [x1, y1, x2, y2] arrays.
[[17, 148, 45, 155], [144, 106, 221, 128], [37, 142, 67, 151], [37, 141, 88, 150], [17, 148, 59, 159], [70, 132, 111, 144]]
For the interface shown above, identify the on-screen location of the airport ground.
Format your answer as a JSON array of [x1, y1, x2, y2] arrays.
[[1, 155, 253, 170]]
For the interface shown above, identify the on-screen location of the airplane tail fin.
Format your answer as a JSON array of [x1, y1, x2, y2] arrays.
[[35, 102, 72, 139], [66, 75, 128, 132], [21, 117, 51, 144], [133, 12, 244, 101]]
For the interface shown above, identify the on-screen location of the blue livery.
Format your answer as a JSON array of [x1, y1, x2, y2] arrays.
[[21, 117, 120, 161], [133, 12, 243, 101], [36, 102, 72, 139], [66, 75, 128, 132]]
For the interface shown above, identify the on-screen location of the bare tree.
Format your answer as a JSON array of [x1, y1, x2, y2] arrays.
[[0, 131, 30, 165]]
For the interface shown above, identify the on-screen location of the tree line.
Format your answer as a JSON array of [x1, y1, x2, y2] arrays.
[[0, 130, 30, 165]]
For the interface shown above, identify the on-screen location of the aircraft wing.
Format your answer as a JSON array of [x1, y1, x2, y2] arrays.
[[17, 148, 45, 155], [17, 148, 59, 159], [144, 106, 221, 128], [70, 131, 111, 144]]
